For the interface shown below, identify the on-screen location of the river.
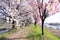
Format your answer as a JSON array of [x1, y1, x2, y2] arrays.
[[0, 28, 9, 34], [44, 23, 60, 30]]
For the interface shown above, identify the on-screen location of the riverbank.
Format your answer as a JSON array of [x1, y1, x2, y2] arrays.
[[0, 24, 60, 40], [0, 28, 20, 40], [29, 24, 60, 40], [45, 27, 60, 38]]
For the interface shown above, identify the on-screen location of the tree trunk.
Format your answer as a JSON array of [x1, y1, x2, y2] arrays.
[[41, 19, 44, 35], [12, 20, 16, 29], [12, 24, 15, 29], [34, 21, 37, 28]]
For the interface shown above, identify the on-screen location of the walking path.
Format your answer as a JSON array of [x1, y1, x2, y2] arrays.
[[5, 26, 31, 40]]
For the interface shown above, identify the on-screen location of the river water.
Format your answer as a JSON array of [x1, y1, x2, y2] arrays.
[[0, 29, 9, 34], [44, 23, 60, 30], [0, 23, 11, 34]]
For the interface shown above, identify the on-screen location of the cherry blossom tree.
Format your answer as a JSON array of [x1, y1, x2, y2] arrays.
[[37, 0, 49, 35], [37, 0, 60, 35]]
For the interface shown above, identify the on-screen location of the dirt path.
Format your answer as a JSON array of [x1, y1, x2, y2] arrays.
[[5, 26, 31, 40]]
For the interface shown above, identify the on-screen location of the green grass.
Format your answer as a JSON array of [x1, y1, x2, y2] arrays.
[[29, 24, 60, 40]]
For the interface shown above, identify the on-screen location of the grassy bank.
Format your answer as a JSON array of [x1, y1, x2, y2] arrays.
[[0, 28, 20, 40], [29, 24, 60, 40]]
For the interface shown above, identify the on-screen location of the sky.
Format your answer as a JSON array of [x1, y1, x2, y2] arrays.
[[45, 12, 60, 23]]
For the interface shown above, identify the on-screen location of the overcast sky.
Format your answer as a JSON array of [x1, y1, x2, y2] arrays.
[[45, 12, 60, 23]]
